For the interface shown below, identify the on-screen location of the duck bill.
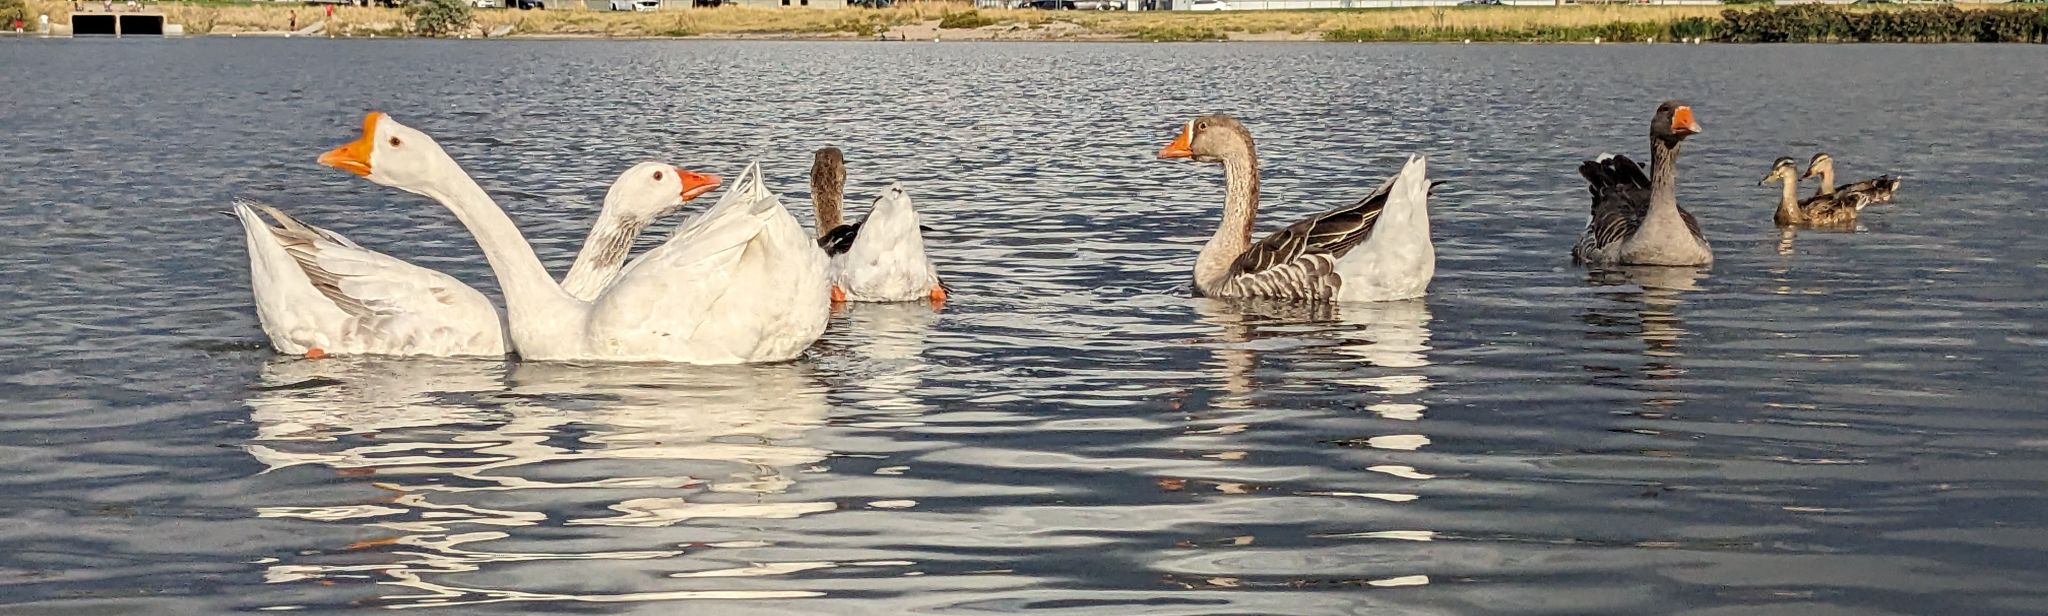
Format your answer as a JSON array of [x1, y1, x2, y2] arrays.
[[318, 111, 385, 177], [1671, 106, 1702, 137], [1156, 123, 1194, 159], [677, 169, 722, 202]]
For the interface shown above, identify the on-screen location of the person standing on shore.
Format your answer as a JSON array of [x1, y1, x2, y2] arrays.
[[289, 11, 297, 31], [324, 4, 333, 19]]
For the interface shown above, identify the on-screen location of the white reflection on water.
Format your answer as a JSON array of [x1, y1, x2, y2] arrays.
[[1162, 298, 1437, 590], [241, 358, 837, 608]]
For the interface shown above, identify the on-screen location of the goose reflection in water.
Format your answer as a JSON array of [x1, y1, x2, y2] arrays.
[[822, 302, 941, 418], [1582, 266, 1706, 416], [1155, 299, 1438, 591], [241, 359, 834, 608]]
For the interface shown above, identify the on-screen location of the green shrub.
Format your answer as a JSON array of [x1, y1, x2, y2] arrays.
[[0, 0, 26, 26], [1136, 24, 1223, 41], [1718, 4, 2048, 43], [938, 10, 998, 29], [404, 0, 473, 37]]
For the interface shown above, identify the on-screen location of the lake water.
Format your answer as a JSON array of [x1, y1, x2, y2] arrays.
[[2, 38, 2047, 614]]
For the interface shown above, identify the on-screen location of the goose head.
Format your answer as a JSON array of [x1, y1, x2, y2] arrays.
[[1760, 157, 1800, 186], [1802, 152, 1833, 179], [1157, 114, 1254, 164], [602, 161, 723, 222], [318, 112, 464, 195], [1650, 100, 1702, 145]]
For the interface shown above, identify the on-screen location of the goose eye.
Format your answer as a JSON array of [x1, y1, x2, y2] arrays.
[[388, 136, 402, 147], [653, 170, 664, 181], [1195, 121, 1208, 130]]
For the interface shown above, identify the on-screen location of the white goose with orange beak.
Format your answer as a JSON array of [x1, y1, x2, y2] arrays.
[[236, 149, 715, 358], [318, 112, 830, 364]]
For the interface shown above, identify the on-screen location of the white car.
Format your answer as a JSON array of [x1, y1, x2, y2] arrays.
[[471, 0, 498, 7], [634, 0, 659, 9], [1187, 0, 1227, 9]]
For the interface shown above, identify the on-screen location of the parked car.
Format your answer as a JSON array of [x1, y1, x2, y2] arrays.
[[1457, 0, 1503, 5], [471, 0, 498, 7], [633, 0, 659, 9], [509, 0, 543, 9], [1187, 0, 1227, 9], [609, 0, 630, 8], [1025, 0, 1077, 8], [1073, 0, 1122, 8]]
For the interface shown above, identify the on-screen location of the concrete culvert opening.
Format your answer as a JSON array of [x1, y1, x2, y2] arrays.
[[72, 14, 116, 35], [119, 14, 164, 35]]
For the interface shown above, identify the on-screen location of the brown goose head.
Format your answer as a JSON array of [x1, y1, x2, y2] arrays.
[[1157, 114, 1255, 164], [1802, 152, 1834, 179], [1650, 100, 1702, 145], [1760, 157, 1800, 186]]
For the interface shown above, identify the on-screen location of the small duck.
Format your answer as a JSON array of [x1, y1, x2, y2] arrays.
[[1804, 152, 1901, 204], [1761, 157, 1868, 227]]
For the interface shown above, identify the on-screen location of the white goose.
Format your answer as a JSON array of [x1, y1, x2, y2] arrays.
[[318, 112, 830, 364], [810, 147, 947, 303], [235, 157, 716, 358]]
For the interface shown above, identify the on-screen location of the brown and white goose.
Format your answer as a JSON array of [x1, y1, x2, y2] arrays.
[[1156, 114, 1435, 303], [1572, 101, 1711, 267]]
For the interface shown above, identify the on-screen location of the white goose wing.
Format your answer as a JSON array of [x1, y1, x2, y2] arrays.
[[234, 200, 505, 357], [588, 163, 830, 364]]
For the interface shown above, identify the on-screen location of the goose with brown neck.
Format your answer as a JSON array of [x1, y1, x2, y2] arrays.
[[1572, 100, 1712, 267], [1156, 114, 1435, 303], [809, 147, 947, 304], [1762, 156, 1868, 227], [1804, 152, 1901, 204]]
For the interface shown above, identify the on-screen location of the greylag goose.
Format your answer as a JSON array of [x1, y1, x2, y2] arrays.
[[1155, 114, 1435, 303], [810, 147, 947, 304], [1572, 101, 1711, 267], [1803, 152, 1900, 204], [1761, 156, 1869, 227]]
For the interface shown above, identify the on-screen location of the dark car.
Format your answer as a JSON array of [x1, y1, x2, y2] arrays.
[[1457, 0, 1503, 5], [509, 0, 544, 9], [1027, 0, 1076, 8]]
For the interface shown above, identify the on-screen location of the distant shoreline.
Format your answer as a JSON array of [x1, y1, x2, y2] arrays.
[[18, 2, 2048, 44]]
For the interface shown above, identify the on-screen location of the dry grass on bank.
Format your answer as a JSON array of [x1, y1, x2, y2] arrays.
[[28, 0, 2023, 41]]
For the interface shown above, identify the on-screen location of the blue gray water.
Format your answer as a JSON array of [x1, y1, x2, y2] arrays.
[[2, 38, 2047, 614]]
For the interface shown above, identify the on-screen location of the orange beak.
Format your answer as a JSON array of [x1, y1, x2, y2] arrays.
[[1671, 106, 1701, 136], [1157, 122, 1194, 159], [318, 111, 385, 177], [677, 169, 721, 202]]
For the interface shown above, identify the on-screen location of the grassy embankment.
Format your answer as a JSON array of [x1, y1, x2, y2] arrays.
[[22, 0, 2048, 42]]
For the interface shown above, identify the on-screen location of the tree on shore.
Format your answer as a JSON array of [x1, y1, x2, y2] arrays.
[[0, 0, 28, 27], [405, 0, 472, 37]]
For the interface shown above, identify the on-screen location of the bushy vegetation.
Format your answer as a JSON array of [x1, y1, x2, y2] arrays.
[[1, 0, 27, 26], [1135, 23, 1222, 41], [1718, 4, 2048, 43], [404, 0, 472, 37], [937, 9, 998, 29]]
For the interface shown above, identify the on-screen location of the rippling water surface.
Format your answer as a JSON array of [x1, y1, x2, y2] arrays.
[[2, 39, 2047, 614]]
